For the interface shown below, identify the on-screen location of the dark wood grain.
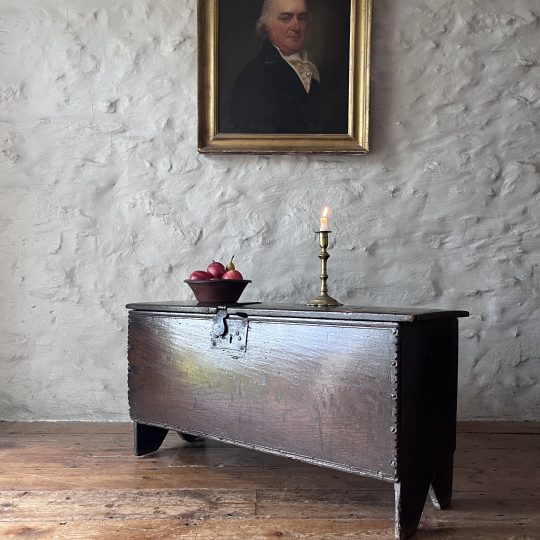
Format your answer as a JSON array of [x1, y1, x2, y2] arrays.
[[125, 302, 469, 322], [127, 303, 467, 539], [128, 312, 399, 479], [394, 319, 459, 538]]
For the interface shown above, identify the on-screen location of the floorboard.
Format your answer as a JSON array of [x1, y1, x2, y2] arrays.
[[0, 421, 538, 539]]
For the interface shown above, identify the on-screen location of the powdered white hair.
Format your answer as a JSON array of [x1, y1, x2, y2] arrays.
[[255, 0, 276, 39]]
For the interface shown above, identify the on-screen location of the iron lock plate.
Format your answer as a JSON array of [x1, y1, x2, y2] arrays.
[[211, 309, 248, 351]]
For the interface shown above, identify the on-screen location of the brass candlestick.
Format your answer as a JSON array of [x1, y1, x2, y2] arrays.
[[307, 231, 342, 307]]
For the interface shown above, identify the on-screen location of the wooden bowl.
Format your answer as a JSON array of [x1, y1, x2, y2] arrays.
[[184, 279, 251, 304]]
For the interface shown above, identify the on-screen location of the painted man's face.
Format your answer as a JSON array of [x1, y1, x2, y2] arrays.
[[267, 0, 309, 56]]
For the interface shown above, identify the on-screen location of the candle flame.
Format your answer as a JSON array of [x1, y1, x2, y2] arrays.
[[322, 207, 329, 218]]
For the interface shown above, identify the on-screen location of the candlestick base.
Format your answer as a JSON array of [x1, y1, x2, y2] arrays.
[[306, 292, 342, 307]]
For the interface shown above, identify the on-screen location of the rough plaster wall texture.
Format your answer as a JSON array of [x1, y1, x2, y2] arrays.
[[0, 0, 538, 421]]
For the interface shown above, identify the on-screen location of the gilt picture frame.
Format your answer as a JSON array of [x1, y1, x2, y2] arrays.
[[197, 0, 372, 154]]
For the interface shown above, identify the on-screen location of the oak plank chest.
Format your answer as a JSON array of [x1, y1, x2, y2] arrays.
[[127, 302, 468, 539]]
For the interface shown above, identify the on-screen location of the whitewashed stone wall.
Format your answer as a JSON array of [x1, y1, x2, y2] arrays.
[[0, 0, 538, 421]]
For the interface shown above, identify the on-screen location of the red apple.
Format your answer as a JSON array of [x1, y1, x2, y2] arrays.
[[207, 260, 226, 279], [222, 269, 243, 280], [189, 270, 211, 280]]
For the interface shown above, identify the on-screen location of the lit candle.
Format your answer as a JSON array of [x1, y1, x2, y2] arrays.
[[320, 207, 329, 231]]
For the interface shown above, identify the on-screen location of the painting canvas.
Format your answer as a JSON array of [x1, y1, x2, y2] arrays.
[[198, 0, 371, 153]]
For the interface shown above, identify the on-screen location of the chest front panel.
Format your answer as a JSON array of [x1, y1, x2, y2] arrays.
[[128, 312, 399, 478]]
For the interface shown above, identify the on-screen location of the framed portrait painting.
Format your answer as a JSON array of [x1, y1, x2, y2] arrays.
[[197, 0, 372, 154]]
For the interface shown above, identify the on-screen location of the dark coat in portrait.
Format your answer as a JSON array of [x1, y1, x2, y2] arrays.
[[230, 40, 321, 134]]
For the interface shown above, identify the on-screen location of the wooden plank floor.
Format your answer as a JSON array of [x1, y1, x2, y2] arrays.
[[0, 422, 539, 539]]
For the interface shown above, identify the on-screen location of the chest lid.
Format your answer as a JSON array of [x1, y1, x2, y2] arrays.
[[126, 301, 468, 323]]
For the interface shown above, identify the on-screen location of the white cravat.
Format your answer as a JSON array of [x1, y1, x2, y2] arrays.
[[274, 46, 320, 93]]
